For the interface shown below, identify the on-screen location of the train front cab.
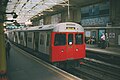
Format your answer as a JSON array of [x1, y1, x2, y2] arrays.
[[51, 32, 86, 62]]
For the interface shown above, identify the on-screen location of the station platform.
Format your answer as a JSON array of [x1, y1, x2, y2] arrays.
[[7, 45, 81, 80], [86, 44, 120, 56]]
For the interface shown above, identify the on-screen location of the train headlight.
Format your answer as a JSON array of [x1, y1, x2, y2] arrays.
[[61, 49, 64, 52], [76, 48, 79, 51]]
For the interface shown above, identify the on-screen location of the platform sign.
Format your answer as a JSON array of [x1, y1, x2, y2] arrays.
[[112, 33, 115, 38], [85, 31, 91, 37], [109, 33, 115, 38]]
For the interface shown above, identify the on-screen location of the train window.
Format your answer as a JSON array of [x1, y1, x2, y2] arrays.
[[75, 34, 83, 44], [54, 34, 66, 46], [68, 34, 73, 45]]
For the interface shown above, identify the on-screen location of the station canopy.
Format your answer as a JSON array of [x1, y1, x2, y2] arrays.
[[6, 0, 68, 23]]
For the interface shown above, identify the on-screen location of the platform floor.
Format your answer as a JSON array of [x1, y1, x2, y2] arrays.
[[7, 45, 81, 80]]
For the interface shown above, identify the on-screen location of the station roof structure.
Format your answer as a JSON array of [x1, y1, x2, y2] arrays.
[[6, 0, 67, 23], [6, 0, 103, 23]]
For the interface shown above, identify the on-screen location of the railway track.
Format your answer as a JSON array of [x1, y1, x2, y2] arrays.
[[66, 58, 120, 80], [86, 50, 120, 66]]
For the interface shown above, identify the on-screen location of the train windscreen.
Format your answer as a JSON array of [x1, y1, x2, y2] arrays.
[[54, 34, 66, 46], [68, 34, 73, 45]]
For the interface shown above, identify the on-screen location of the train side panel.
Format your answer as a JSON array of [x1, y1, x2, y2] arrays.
[[38, 31, 51, 55]]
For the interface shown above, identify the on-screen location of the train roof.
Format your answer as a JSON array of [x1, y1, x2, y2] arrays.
[[8, 22, 84, 32]]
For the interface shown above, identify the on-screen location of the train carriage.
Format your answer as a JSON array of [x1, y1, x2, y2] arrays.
[[51, 22, 85, 62], [7, 22, 86, 66]]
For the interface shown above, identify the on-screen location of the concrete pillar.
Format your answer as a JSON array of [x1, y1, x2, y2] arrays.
[[61, 12, 68, 22], [72, 9, 81, 23], [0, 4, 7, 79], [110, 0, 120, 26], [0, 23, 6, 72], [61, 7, 81, 23], [61, 10, 77, 22]]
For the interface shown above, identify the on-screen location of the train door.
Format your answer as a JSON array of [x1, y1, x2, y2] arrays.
[[67, 33, 74, 60], [67, 33, 85, 59], [34, 32, 39, 51], [27, 32, 34, 49], [46, 33, 51, 54], [19, 32, 24, 46]]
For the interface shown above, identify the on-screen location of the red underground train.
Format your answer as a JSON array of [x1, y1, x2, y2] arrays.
[[7, 22, 86, 67]]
